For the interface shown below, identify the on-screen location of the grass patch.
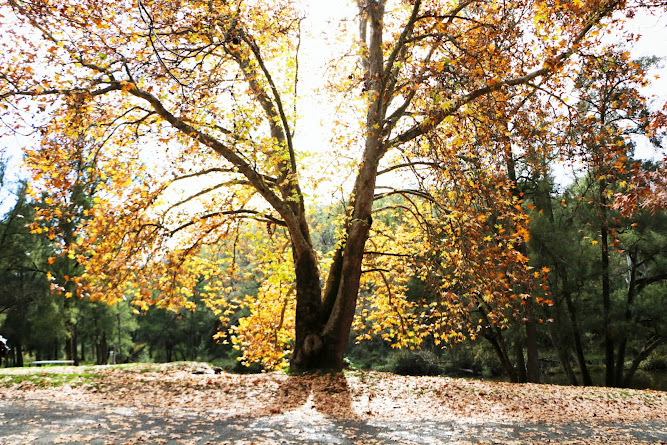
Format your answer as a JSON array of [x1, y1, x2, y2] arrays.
[[0, 372, 102, 388]]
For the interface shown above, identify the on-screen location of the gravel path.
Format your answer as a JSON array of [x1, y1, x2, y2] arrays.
[[2, 397, 666, 444]]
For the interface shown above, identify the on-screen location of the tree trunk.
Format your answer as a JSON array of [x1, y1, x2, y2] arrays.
[[536, 175, 584, 385], [600, 180, 615, 387], [558, 343, 578, 386], [96, 331, 108, 365], [73, 325, 79, 365], [548, 322, 578, 385], [547, 288, 578, 385], [15, 343, 24, 367], [290, 249, 326, 369], [485, 331, 518, 383], [64, 303, 75, 362], [615, 337, 627, 385], [622, 336, 663, 387], [289, 0, 384, 372], [503, 127, 538, 382], [615, 249, 637, 385], [290, 202, 374, 371], [514, 333, 527, 383], [562, 273, 593, 385], [524, 297, 540, 383]]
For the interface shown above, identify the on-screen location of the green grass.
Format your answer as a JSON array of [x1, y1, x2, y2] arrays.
[[104, 363, 162, 373], [0, 372, 102, 388]]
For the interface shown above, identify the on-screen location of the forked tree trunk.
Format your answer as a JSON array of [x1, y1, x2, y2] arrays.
[[289, 160, 377, 371], [289, 221, 373, 370], [290, 0, 383, 372]]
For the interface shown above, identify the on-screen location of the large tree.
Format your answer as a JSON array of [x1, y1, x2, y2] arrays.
[[0, 0, 657, 370]]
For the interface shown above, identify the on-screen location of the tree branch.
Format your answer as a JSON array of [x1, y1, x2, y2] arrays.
[[377, 161, 442, 176], [168, 209, 286, 235], [124, 83, 299, 229], [386, 0, 621, 149]]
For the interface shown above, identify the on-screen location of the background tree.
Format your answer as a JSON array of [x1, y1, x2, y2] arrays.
[[561, 50, 662, 386], [522, 48, 667, 387], [0, 177, 53, 366]]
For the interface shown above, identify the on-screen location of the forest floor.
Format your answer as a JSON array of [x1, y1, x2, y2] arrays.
[[0, 362, 665, 444]]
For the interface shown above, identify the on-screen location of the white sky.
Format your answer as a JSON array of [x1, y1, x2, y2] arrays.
[[623, 9, 667, 159]]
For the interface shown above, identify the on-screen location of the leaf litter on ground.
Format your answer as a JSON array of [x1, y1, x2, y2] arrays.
[[0, 362, 665, 444]]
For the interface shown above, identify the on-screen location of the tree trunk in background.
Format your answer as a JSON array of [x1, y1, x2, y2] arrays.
[[96, 332, 108, 365], [623, 336, 663, 387], [556, 263, 593, 386], [539, 182, 592, 385], [514, 334, 527, 383], [485, 332, 519, 383], [64, 298, 75, 363], [600, 179, 615, 386], [503, 132, 539, 382], [15, 343, 23, 367], [73, 325, 79, 365], [549, 298, 578, 385], [550, 327, 578, 385], [615, 249, 637, 386], [524, 298, 540, 383]]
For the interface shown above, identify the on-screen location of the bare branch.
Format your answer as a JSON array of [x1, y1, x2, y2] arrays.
[[168, 209, 287, 235], [237, 31, 297, 174], [377, 161, 442, 176], [124, 83, 303, 234], [364, 250, 413, 258]]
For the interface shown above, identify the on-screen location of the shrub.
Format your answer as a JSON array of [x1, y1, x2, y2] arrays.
[[388, 350, 445, 376], [640, 353, 667, 371]]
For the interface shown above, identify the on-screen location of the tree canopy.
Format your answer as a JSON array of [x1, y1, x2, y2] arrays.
[[1, 0, 665, 371]]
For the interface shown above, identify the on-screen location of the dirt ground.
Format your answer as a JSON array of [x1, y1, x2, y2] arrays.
[[0, 362, 665, 444]]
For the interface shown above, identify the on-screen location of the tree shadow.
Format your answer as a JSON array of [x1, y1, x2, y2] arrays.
[[270, 371, 360, 420]]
